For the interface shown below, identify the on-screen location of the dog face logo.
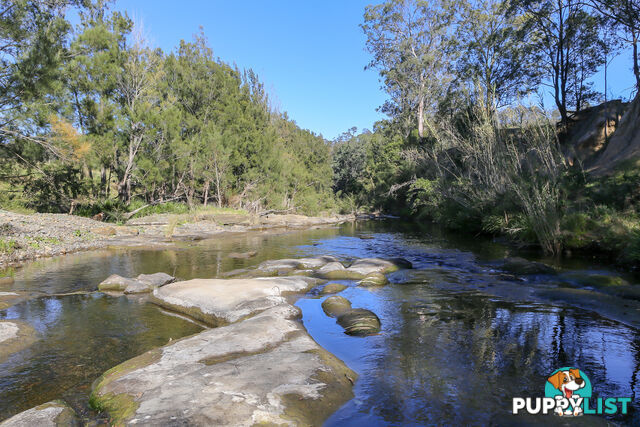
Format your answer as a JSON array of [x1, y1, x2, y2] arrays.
[[547, 368, 585, 399], [544, 367, 592, 416]]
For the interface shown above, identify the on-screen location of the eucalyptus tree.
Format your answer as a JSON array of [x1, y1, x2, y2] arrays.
[[457, 0, 542, 111], [581, 0, 640, 89], [511, 0, 604, 123], [362, 0, 458, 139]]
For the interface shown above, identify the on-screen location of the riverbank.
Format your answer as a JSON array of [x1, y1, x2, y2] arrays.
[[0, 209, 355, 269]]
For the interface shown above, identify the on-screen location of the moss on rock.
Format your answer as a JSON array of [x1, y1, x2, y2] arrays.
[[336, 308, 381, 336], [321, 296, 352, 317], [320, 283, 348, 295], [358, 272, 389, 287]]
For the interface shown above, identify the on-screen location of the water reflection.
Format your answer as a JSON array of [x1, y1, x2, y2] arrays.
[[301, 282, 639, 425], [0, 294, 202, 421]]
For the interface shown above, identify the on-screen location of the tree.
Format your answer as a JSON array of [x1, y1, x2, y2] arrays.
[[512, 0, 604, 124], [362, 0, 457, 139], [581, 0, 640, 90], [457, 0, 542, 110], [115, 30, 163, 203]]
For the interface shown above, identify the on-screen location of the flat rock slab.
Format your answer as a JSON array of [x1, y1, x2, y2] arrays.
[[347, 258, 399, 276], [0, 320, 37, 363], [90, 305, 356, 426], [152, 277, 319, 326], [98, 272, 176, 294], [318, 258, 404, 280], [257, 256, 340, 273], [136, 272, 176, 287], [0, 400, 77, 427]]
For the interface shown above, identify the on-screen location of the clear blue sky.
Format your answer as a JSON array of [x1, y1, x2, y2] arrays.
[[111, 0, 637, 139], [112, 0, 386, 140]]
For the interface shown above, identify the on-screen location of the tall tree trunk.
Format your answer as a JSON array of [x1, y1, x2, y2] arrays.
[[203, 180, 210, 206], [214, 159, 222, 208], [417, 97, 424, 139], [100, 166, 107, 197], [633, 37, 640, 90]]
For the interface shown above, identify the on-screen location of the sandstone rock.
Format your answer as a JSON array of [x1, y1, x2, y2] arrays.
[[0, 320, 37, 363], [295, 255, 340, 269], [257, 256, 340, 273], [337, 308, 381, 336], [98, 274, 141, 292], [152, 277, 317, 326], [358, 272, 389, 287], [123, 281, 154, 294], [501, 257, 556, 275], [137, 272, 176, 287], [348, 258, 399, 276], [320, 283, 348, 295], [321, 295, 352, 317], [227, 251, 257, 259], [0, 400, 78, 427], [317, 262, 360, 280], [257, 259, 304, 273], [100, 272, 175, 294], [0, 276, 14, 286], [90, 305, 356, 426]]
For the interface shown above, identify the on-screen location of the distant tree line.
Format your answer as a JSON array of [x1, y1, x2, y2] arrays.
[[0, 0, 334, 215]]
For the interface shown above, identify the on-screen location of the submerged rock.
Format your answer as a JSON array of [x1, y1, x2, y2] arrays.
[[501, 257, 556, 275], [227, 251, 257, 259], [358, 272, 389, 287], [0, 291, 24, 310], [89, 305, 356, 426], [386, 257, 413, 269], [0, 320, 37, 363], [337, 308, 381, 336], [321, 295, 352, 317], [562, 272, 629, 288], [151, 277, 317, 326], [0, 400, 78, 427], [320, 283, 348, 295]]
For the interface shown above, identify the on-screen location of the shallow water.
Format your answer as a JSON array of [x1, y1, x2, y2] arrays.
[[1, 221, 639, 425]]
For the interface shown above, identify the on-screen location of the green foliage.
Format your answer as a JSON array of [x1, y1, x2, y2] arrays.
[[0, 4, 336, 217]]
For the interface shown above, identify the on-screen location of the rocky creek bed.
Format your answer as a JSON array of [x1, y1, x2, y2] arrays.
[[1, 254, 410, 426], [2, 220, 640, 425]]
